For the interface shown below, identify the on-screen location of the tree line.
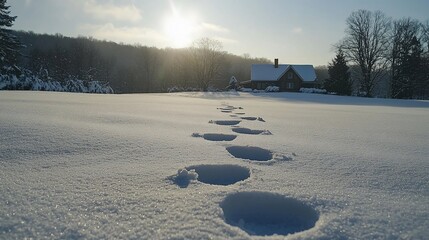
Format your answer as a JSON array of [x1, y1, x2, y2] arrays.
[[323, 10, 429, 99], [12, 31, 271, 93]]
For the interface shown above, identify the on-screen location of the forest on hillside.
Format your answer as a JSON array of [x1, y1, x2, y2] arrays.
[[13, 31, 271, 93]]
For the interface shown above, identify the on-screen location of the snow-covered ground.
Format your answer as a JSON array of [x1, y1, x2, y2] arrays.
[[1, 91, 428, 239]]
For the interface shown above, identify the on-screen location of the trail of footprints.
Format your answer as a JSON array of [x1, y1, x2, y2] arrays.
[[170, 104, 319, 236]]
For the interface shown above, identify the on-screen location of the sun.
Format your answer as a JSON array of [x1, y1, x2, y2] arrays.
[[163, 4, 196, 48], [164, 16, 194, 48]]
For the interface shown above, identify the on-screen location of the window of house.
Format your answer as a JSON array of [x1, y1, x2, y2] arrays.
[[288, 72, 293, 79], [288, 82, 294, 89]]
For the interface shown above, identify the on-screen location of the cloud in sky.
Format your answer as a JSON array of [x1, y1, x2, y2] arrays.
[[195, 22, 236, 45], [83, 0, 142, 22], [201, 22, 229, 33], [79, 21, 235, 49]]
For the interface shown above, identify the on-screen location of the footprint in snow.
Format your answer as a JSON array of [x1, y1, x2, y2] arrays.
[[226, 146, 273, 161], [232, 127, 272, 135], [218, 105, 243, 111], [226, 145, 291, 162], [192, 133, 237, 141], [218, 106, 235, 110], [241, 116, 258, 121], [220, 191, 319, 236], [209, 120, 241, 126], [185, 164, 250, 186]]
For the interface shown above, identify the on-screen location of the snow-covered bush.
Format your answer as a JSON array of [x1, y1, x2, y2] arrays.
[[239, 86, 279, 93], [206, 86, 221, 92], [265, 86, 279, 92], [229, 76, 238, 85], [239, 87, 253, 92], [0, 73, 114, 93], [299, 88, 327, 94], [252, 89, 264, 93], [87, 81, 114, 93], [167, 86, 202, 92], [167, 86, 183, 93], [226, 76, 239, 91]]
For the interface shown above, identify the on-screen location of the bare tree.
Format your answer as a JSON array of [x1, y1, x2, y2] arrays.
[[138, 46, 159, 92], [422, 20, 429, 53], [189, 38, 225, 91], [340, 10, 392, 97]]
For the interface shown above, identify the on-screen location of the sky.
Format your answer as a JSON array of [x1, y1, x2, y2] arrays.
[[8, 0, 429, 66]]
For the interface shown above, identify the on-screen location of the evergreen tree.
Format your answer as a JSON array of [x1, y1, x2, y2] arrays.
[[0, 0, 21, 73], [389, 18, 429, 99], [325, 49, 352, 95], [391, 34, 424, 99]]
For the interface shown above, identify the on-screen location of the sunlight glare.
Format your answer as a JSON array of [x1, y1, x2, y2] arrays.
[[164, 2, 196, 48]]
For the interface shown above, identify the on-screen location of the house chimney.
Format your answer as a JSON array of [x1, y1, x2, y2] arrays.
[[274, 58, 278, 68]]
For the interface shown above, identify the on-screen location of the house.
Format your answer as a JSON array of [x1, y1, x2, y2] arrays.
[[244, 59, 318, 91]]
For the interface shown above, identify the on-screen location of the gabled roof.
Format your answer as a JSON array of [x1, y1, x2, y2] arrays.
[[251, 64, 289, 81], [291, 65, 317, 82], [251, 64, 317, 82]]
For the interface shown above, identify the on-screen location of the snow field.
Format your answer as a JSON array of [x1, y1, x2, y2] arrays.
[[1, 91, 428, 239]]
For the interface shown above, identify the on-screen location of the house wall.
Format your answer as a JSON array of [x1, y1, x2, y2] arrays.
[[249, 68, 318, 91], [301, 82, 319, 88], [250, 81, 278, 90], [278, 69, 302, 91]]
